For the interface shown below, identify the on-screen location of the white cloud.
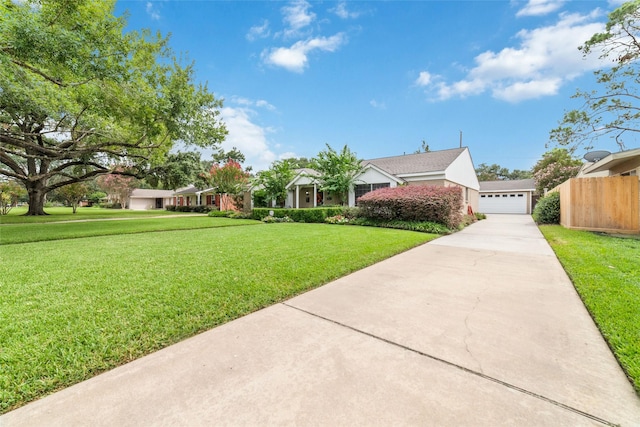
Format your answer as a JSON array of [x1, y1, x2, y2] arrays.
[[332, 1, 361, 19], [247, 20, 270, 41], [146, 2, 160, 20], [282, 0, 316, 38], [369, 99, 386, 109], [419, 11, 606, 103], [256, 100, 276, 111], [415, 71, 433, 86], [516, 0, 565, 17], [493, 78, 562, 102], [262, 33, 346, 72], [219, 107, 277, 171]]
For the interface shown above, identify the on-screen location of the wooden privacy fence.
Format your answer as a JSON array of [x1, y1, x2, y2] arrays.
[[553, 176, 639, 234]]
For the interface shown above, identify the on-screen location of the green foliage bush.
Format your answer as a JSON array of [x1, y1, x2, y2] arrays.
[[357, 186, 463, 228], [532, 192, 560, 224], [208, 210, 233, 217], [350, 218, 451, 234], [252, 207, 345, 223], [169, 205, 213, 213]]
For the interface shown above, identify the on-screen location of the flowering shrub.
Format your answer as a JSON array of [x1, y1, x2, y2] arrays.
[[325, 215, 350, 224], [357, 185, 463, 228], [262, 215, 294, 223]]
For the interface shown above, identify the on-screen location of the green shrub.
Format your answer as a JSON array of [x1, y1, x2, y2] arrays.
[[208, 210, 232, 217], [165, 205, 176, 212], [533, 191, 560, 224], [252, 207, 344, 223], [475, 212, 486, 220], [350, 218, 451, 234]]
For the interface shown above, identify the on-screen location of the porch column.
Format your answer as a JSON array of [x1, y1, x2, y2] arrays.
[[196, 192, 201, 206], [295, 185, 300, 209], [313, 184, 317, 207]]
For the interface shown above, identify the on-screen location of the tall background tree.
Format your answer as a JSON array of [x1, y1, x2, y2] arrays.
[[312, 144, 364, 205], [475, 163, 533, 181], [147, 151, 204, 190], [532, 148, 583, 194], [550, 0, 640, 152], [0, 0, 226, 215]]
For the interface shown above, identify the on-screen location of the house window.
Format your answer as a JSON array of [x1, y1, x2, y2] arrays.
[[355, 183, 390, 202]]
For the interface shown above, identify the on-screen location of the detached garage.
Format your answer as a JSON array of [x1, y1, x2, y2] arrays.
[[479, 179, 536, 214]]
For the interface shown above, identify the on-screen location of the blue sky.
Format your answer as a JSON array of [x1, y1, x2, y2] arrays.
[[115, 0, 631, 172]]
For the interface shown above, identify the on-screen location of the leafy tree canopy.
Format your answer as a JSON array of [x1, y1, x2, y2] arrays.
[[0, 0, 227, 214], [312, 144, 364, 205], [475, 163, 533, 181], [56, 182, 88, 213], [254, 159, 296, 207], [147, 151, 204, 190], [550, 0, 640, 152], [0, 179, 26, 215], [532, 148, 583, 194]]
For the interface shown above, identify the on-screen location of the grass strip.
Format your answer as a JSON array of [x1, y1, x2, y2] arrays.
[[0, 217, 260, 245], [0, 223, 436, 413], [0, 207, 195, 224], [539, 225, 640, 393]]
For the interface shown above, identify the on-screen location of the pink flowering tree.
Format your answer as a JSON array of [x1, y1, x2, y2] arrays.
[[532, 148, 582, 194], [97, 172, 138, 208], [199, 159, 249, 210]]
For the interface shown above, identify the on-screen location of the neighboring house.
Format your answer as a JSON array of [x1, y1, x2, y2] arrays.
[[128, 189, 175, 210], [478, 179, 536, 214], [577, 147, 640, 178], [284, 147, 480, 213], [173, 185, 240, 211], [554, 147, 640, 234]]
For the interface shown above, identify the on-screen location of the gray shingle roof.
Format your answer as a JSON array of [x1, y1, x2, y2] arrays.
[[479, 179, 535, 192], [364, 147, 466, 175]]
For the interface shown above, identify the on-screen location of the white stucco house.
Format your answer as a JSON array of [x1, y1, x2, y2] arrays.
[[283, 147, 480, 214], [128, 189, 176, 210]]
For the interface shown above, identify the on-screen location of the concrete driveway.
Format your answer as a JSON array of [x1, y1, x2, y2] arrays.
[[3, 214, 639, 426]]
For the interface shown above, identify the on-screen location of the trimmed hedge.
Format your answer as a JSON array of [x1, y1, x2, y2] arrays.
[[165, 205, 213, 213], [357, 185, 463, 228], [532, 191, 560, 224], [252, 207, 345, 223]]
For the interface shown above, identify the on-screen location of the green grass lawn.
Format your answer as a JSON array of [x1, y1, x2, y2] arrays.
[[539, 225, 640, 393], [0, 216, 259, 245], [0, 206, 195, 224], [0, 221, 436, 413]]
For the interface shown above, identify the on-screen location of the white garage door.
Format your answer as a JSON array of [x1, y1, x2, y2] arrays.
[[479, 193, 528, 214]]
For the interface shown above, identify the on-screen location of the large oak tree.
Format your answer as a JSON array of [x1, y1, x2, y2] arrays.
[[0, 0, 227, 215]]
